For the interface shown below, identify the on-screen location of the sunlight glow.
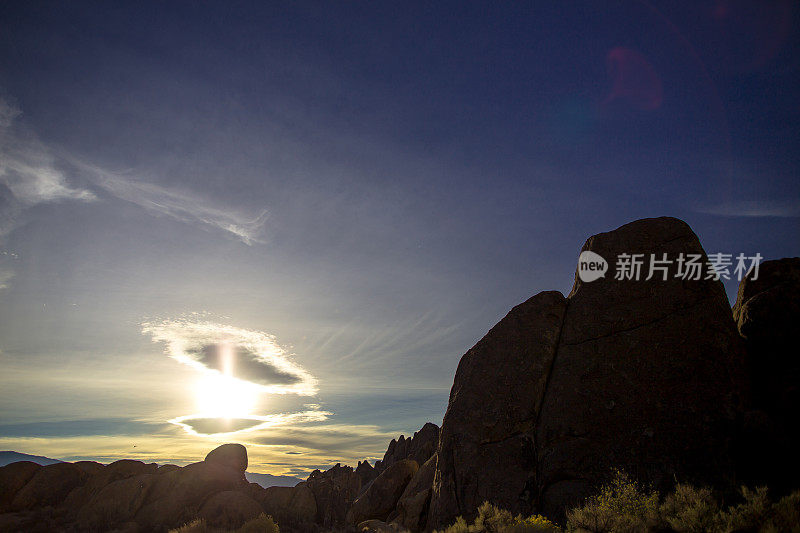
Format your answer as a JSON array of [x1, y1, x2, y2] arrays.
[[195, 371, 259, 418]]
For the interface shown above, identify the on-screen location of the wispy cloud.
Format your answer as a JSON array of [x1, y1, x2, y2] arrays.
[[242, 423, 396, 459], [0, 95, 267, 249], [77, 161, 268, 244], [0, 98, 96, 209], [0, 97, 98, 291], [697, 200, 800, 218]]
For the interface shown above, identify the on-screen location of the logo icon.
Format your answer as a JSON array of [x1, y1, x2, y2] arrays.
[[578, 251, 608, 282]]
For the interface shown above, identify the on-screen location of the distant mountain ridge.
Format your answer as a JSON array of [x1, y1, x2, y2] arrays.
[[245, 471, 303, 488], [0, 451, 62, 467], [0, 450, 301, 488]]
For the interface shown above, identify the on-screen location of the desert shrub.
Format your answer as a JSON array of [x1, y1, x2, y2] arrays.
[[170, 518, 217, 533], [436, 501, 560, 532], [767, 490, 800, 533], [236, 513, 280, 533], [717, 486, 800, 533], [658, 483, 721, 532], [170, 513, 279, 533], [566, 470, 658, 532], [567, 474, 800, 533], [719, 486, 772, 532], [512, 514, 562, 532]]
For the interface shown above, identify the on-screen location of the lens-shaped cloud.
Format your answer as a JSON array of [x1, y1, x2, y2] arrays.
[[143, 319, 318, 395], [188, 344, 302, 386], [170, 409, 331, 436]]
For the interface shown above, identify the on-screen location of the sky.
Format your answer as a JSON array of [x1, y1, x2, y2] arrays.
[[0, 1, 798, 477]]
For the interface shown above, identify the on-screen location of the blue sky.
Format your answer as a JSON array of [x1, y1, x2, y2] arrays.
[[0, 1, 798, 476]]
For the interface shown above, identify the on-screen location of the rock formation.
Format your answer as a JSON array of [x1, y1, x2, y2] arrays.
[[305, 463, 364, 528], [258, 482, 317, 526], [393, 454, 437, 531], [347, 459, 419, 525], [428, 216, 751, 526], [204, 443, 248, 478], [374, 423, 439, 476], [301, 421, 440, 531], [732, 257, 800, 491], [0, 443, 310, 532], [429, 290, 566, 526]]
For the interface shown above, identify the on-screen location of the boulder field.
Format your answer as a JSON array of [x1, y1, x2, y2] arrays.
[[0, 217, 797, 532]]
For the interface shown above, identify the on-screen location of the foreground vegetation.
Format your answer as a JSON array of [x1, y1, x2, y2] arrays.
[[169, 472, 800, 533], [436, 471, 800, 533], [169, 513, 279, 533]]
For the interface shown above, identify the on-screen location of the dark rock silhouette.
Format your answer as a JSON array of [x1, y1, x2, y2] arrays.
[[347, 458, 419, 525], [204, 442, 248, 478], [135, 457, 249, 530], [375, 423, 439, 476], [733, 257, 800, 420], [10, 462, 89, 511], [429, 290, 566, 526], [356, 459, 377, 487], [302, 422, 440, 530], [198, 490, 264, 529], [257, 482, 317, 525], [393, 454, 437, 531], [305, 463, 363, 528], [428, 217, 751, 527], [733, 257, 800, 492], [0, 443, 314, 532], [0, 462, 40, 512]]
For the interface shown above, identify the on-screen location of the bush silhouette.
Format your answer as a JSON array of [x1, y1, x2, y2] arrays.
[[565, 470, 800, 532], [170, 513, 279, 533], [435, 501, 560, 532], [436, 471, 800, 533]]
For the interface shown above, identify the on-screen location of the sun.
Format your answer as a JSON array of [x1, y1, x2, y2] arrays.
[[194, 343, 259, 418]]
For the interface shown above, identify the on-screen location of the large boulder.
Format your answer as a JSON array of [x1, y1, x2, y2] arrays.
[[393, 454, 437, 531], [198, 490, 264, 529], [204, 443, 248, 477], [259, 482, 317, 525], [733, 257, 800, 415], [63, 459, 157, 511], [135, 459, 248, 530], [732, 257, 800, 490], [347, 459, 419, 525], [10, 462, 88, 511], [428, 290, 567, 526], [428, 217, 750, 528], [0, 461, 41, 511], [73, 461, 105, 476], [536, 217, 747, 516], [0, 444, 269, 532], [75, 473, 157, 530]]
